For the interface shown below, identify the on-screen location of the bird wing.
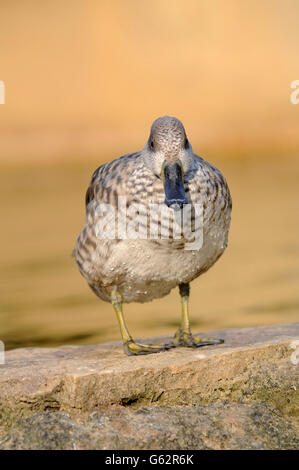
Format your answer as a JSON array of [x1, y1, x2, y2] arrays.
[[85, 152, 141, 212]]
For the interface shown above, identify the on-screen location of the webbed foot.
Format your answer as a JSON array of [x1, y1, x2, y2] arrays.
[[173, 328, 224, 348], [124, 339, 175, 356]]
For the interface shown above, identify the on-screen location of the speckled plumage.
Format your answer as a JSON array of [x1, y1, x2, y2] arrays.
[[75, 117, 232, 306]]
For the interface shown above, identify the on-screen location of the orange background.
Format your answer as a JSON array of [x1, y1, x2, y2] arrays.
[[0, 0, 299, 160]]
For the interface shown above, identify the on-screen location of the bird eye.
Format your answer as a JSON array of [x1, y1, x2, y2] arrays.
[[150, 140, 154, 150], [184, 138, 189, 149]]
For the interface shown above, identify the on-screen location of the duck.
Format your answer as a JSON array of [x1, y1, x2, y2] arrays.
[[75, 116, 232, 355]]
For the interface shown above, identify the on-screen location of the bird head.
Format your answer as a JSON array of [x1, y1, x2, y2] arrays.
[[142, 116, 193, 209]]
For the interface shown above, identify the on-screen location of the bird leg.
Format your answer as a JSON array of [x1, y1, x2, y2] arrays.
[[173, 283, 224, 347], [111, 289, 174, 356]]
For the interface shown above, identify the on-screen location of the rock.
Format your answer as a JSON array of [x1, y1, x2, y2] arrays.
[[0, 323, 298, 449], [0, 403, 298, 450]]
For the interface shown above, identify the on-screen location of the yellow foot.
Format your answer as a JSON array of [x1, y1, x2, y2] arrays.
[[124, 339, 175, 356], [173, 328, 224, 348]]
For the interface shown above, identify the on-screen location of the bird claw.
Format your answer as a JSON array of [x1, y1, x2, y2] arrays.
[[173, 328, 224, 348], [123, 339, 175, 356]]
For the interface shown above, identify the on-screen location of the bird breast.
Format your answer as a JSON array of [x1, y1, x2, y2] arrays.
[[75, 154, 231, 303]]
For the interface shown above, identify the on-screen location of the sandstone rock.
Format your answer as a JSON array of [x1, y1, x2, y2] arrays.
[[0, 403, 298, 450], [0, 323, 298, 449]]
